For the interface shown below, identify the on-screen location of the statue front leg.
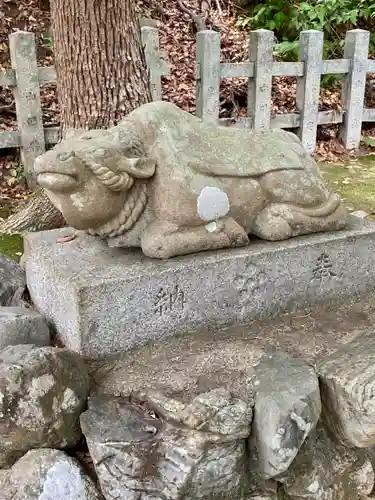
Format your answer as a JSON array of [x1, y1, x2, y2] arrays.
[[141, 218, 249, 259]]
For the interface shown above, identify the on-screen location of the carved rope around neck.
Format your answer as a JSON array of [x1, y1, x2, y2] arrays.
[[87, 181, 147, 239]]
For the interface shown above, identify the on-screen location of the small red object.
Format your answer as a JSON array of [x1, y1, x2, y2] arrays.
[[56, 234, 76, 244]]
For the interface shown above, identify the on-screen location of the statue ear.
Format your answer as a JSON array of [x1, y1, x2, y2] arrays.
[[117, 157, 156, 179]]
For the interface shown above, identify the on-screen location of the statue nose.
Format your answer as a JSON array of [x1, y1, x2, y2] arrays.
[[58, 151, 76, 161]]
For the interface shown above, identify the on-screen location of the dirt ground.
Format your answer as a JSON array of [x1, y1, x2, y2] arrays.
[[91, 288, 375, 397]]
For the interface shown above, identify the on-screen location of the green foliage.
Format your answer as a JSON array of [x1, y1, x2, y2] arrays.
[[237, 0, 375, 62], [41, 32, 53, 52], [362, 135, 375, 148]]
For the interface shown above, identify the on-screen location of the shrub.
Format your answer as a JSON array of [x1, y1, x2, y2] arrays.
[[236, 0, 375, 61]]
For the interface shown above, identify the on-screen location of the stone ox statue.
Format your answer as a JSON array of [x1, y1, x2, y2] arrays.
[[34, 101, 348, 259]]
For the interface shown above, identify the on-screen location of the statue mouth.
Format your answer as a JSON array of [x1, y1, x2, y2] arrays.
[[37, 172, 79, 192], [35, 151, 80, 192]]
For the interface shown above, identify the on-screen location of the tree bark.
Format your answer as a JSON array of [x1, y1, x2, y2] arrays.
[[0, 188, 65, 234], [52, 0, 151, 129], [0, 0, 151, 234]]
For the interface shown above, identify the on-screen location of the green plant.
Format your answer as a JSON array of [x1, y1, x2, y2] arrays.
[[362, 135, 375, 148], [41, 32, 54, 52], [237, 0, 375, 62]]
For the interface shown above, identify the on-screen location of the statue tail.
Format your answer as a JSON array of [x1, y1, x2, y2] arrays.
[[295, 193, 342, 218]]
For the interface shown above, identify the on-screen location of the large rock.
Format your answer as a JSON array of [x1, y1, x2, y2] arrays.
[[0, 254, 25, 306], [81, 390, 252, 500], [0, 306, 50, 349], [34, 100, 347, 260], [249, 350, 321, 480], [24, 216, 375, 359], [279, 424, 374, 500], [0, 448, 103, 499], [247, 479, 280, 500], [317, 331, 375, 448], [0, 344, 90, 467], [85, 336, 269, 499]]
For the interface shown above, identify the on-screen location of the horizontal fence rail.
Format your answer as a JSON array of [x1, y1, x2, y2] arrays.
[[1, 27, 375, 186], [195, 28, 373, 154]]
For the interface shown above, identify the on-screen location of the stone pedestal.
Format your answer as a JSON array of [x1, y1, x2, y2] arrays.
[[24, 216, 375, 359]]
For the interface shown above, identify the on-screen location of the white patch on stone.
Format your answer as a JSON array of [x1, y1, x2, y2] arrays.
[[205, 221, 217, 233], [197, 187, 230, 222], [15, 374, 55, 426], [60, 388, 79, 412], [30, 374, 55, 398], [307, 480, 320, 493], [39, 460, 86, 500], [290, 411, 312, 433], [271, 432, 283, 451]]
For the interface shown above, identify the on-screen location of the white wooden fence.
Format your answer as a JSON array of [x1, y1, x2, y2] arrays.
[[0, 27, 374, 187], [196, 29, 372, 155]]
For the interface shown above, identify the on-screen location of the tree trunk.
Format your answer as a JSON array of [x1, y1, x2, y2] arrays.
[[0, 189, 65, 234], [52, 0, 151, 129], [0, 0, 151, 235]]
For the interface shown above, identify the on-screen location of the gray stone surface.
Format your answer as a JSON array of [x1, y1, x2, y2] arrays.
[[0, 254, 25, 306], [0, 306, 50, 349], [249, 350, 321, 480], [92, 332, 262, 402], [0, 344, 89, 467], [279, 424, 374, 500], [34, 100, 347, 259], [317, 330, 375, 448], [81, 391, 252, 500], [25, 215, 375, 359], [249, 481, 279, 500], [0, 448, 103, 499]]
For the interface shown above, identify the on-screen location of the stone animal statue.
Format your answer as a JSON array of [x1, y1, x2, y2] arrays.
[[34, 101, 348, 259]]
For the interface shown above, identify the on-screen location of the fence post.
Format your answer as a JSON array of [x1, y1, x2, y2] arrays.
[[9, 31, 45, 188], [247, 29, 274, 129], [196, 30, 221, 123], [296, 30, 323, 154], [141, 26, 163, 101], [340, 29, 369, 151]]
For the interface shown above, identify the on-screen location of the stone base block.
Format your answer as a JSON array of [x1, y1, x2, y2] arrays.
[[24, 216, 375, 359]]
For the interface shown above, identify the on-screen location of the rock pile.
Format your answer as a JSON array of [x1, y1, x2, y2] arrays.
[[2, 251, 375, 499]]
